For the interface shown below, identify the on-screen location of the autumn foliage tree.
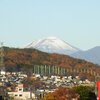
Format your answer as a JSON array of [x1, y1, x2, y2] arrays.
[[40, 87, 79, 100], [41, 86, 96, 100]]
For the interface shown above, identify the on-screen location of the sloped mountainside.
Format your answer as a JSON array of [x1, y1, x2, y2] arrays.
[[71, 46, 100, 65]]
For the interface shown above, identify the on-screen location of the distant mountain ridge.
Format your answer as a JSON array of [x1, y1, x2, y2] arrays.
[[71, 46, 100, 65], [24, 36, 80, 55]]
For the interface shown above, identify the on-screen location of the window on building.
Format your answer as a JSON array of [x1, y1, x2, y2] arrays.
[[19, 88, 22, 91], [19, 94, 22, 97], [15, 94, 18, 96]]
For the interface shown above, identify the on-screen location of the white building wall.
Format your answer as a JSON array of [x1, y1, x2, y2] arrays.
[[8, 92, 32, 100]]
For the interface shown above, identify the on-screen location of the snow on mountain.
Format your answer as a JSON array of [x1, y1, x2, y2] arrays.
[[24, 37, 80, 55]]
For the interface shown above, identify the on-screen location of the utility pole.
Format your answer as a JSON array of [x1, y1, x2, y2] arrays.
[[0, 42, 5, 75], [0, 43, 7, 99]]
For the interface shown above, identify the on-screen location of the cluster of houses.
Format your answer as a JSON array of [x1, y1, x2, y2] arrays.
[[0, 71, 95, 100]]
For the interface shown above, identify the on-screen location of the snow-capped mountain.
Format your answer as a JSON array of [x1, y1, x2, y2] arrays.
[[24, 37, 80, 55]]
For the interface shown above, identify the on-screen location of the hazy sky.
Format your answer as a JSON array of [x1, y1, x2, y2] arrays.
[[0, 0, 100, 50]]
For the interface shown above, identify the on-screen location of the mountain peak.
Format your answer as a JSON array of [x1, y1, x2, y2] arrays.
[[24, 36, 80, 55], [45, 36, 58, 39]]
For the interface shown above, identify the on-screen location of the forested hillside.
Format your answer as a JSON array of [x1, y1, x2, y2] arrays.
[[3, 47, 100, 73]]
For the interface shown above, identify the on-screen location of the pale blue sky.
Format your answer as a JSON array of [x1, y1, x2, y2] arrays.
[[0, 0, 100, 50]]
